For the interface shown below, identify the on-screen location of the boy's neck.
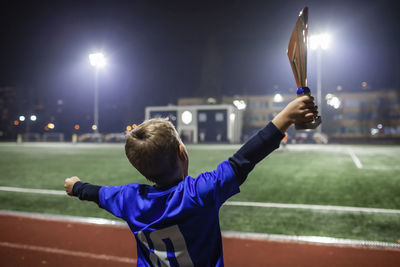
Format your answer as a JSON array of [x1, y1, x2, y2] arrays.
[[154, 177, 184, 190]]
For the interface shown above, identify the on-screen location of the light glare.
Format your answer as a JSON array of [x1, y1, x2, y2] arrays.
[[326, 94, 341, 109], [233, 100, 246, 110], [370, 128, 379, 135], [30, 115, 37, 121], [273, 93, 283, 103], [89, 53, 106, 68], [181, 111, 193, 125], [310, 34, 331, 50], [19, 116, 25, 121]]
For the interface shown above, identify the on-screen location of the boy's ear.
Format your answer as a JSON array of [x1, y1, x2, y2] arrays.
[[178, 144, 188, 160]]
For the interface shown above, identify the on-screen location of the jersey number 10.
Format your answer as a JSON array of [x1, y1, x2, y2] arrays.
[[138, 225, 194, 266]]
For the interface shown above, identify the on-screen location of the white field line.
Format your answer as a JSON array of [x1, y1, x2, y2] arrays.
[[1, 186, 400, 214], [347, 148, 363, 169], [364, 166, 400, 170], [0, 186, 65, 195], [224, 201, 400, 214], [1, 211, 399, 249], [0, 241, 137, 264]]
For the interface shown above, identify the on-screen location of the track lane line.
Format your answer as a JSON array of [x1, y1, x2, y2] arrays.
[[0, 241, 136, 264]]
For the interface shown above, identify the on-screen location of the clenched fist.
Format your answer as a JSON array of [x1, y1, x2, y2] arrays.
[[64, 176, 81, 196], [272, 96, 318, 133]]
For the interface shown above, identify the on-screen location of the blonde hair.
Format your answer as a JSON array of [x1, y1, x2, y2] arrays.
[[125, 118, 182, 183]]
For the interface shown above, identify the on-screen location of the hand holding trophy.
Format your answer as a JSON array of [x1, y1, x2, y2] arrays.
[[287, 7, 321, 130]]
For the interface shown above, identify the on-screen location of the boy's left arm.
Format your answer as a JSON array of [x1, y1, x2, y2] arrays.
[[229, 122, 284, 186], [229, 96, 318, 186], [64, 176, 102, 204]]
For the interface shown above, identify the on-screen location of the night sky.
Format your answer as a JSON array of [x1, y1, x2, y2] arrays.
[[0, 0, 399, 133]]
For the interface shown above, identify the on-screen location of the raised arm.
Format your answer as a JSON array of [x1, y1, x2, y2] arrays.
[[229, 95, 318, 185]]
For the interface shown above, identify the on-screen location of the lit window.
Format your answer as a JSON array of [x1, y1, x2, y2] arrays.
[[181, 111, 193, 125], [199, 113, 207, 122], [215, 113, 224, 122]]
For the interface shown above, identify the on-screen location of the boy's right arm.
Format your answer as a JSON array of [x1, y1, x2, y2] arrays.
[[64, 176, 102, 204]]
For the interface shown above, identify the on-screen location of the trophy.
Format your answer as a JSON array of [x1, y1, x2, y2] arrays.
[[287, 7, 321, 130]]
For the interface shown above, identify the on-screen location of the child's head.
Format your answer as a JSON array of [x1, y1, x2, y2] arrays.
[[125, 118, 188, 185]]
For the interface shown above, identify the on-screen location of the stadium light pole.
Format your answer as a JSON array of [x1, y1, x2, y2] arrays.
[[88, 52, 106, 133], [310, 34, 331, 134]]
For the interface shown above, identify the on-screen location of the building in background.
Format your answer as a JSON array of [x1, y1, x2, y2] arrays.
[[178, 89, 400, 143], [327, 90, 400, 142], [145, 105, 242, 144], [2, 85, 399, 144]]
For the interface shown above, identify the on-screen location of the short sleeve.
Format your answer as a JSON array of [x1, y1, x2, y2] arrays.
[[99, 185, 128, 219], [192, 160, 240, 208]]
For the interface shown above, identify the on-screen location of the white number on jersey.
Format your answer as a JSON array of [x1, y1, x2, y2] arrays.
[[138, 225, 194, 266]]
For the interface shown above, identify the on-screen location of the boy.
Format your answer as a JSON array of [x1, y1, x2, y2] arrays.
[[65, 96, 318, 266]]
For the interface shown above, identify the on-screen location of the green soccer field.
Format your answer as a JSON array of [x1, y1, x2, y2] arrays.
[[1, 142, 399, 243]]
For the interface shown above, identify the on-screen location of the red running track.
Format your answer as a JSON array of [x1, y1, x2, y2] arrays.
[[1, 214, 399, 266]]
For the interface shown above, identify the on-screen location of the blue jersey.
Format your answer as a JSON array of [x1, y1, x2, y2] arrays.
[[99, 160, 240, 266]]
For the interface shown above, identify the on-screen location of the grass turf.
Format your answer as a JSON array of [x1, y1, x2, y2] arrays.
[[1, 142, 399, 242]]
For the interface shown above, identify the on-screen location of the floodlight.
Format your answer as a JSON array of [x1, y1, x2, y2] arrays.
[[320, 34, 331, 50], [89, 53, 106, 68], [310, 34, 331, 50]]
